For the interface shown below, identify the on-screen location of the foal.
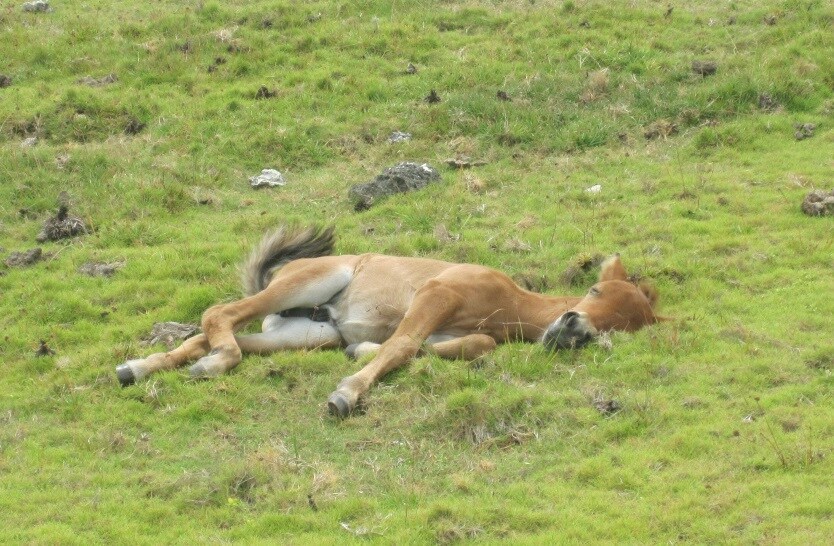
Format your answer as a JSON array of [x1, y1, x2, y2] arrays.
[[116, 226, 661, 417]]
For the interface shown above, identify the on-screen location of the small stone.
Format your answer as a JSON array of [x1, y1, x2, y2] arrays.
[[801, 189, 834, 217], [22, 0, 50, 12], [406, 63, 417, 74], [21, 137, 37, 148], [141, 322, 200, 349], [55, 154, 70, 169], [585, 184, 602, 194], [388, 131, 412, 143], [0, 74, 12, 88], [758, 93, 778, 111], [249, 168, 285, 188], [78, 261, 125, 277], [794, 123, 816, 141], [77, 73, 118, 87], [445, 157, 487, 169], [496, 90, 511, 101]]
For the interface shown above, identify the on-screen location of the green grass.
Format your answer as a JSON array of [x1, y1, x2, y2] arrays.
[[1, 0, 833, 542]]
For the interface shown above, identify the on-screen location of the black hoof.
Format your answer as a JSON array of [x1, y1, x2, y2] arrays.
[[115, 364, 136, 387], [327, 392, 352, 419]]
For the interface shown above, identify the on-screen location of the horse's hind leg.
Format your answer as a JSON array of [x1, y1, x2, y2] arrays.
[[116, 334, 210, 386], [235, 316, 342, 354], [191, 258, 353, 378], [116, 316, 343, 386]]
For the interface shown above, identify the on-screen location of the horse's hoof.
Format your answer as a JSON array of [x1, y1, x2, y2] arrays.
[[344, 344, 359, 359], [189, 362, 208, 379], [115, 363, 136, 387], [327, 391, 352, 419]]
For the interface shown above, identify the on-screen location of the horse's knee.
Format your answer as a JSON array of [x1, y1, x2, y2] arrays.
[[200, 304, 227, 331]]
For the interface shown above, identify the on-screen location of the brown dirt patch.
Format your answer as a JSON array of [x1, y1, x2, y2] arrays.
[[691, 60, 717, 77], [5, 248, 43, 267], [644, 119, 678, 140], [37, 204, 88, 242], [255, 86, 277, 99]]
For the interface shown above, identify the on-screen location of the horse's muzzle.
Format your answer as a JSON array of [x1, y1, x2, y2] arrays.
[[542, 311, 596, 350]]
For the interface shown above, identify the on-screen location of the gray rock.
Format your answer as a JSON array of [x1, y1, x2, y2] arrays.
[[249, 168, 285, 188], [801, 189, 834, 217], [77, 73, 117, 87], [141, 322, 200, 349], [388, 131, 412, 143], [348, 162, 441, 211], [20, 137, 37, 148], [78, 261, 124, 277], [22, 0, 50, 12]]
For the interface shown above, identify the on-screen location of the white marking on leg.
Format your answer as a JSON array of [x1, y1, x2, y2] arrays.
[[122, 359, 150, 381], [239, 317, 342, 352], [277, 266, 353, 310]]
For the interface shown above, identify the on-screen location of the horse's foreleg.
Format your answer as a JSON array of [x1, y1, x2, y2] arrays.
[[328, 281, 463, 418], [116, 334, 210, 386], [345, 333, 497, 361], [424, 334, 497, 361]]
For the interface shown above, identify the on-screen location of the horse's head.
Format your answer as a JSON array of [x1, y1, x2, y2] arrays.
[[543, 255, 660, 350]]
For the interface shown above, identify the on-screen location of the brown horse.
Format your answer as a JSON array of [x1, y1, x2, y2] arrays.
[[116, 226, 662, 417]]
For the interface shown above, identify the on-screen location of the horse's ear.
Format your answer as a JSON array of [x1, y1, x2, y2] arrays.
[[599, 254, 628, 282], [638, 280, 659, 308]]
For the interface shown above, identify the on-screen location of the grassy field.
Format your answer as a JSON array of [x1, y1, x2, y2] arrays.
[[1, 0, 833, 542]]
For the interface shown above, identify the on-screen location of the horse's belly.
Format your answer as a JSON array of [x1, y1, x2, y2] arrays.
[[327, 301, 405, 345]]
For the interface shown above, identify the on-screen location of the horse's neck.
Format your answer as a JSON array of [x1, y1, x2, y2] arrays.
[[514, 291, 582, 340]]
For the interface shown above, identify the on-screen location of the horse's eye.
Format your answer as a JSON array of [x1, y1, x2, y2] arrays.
[[589, 287, 600, 297]]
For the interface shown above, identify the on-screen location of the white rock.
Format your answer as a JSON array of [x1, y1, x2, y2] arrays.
[[21, 137, 38, 148], [248, 168, 285, 188], [585, 184, 602, 194], [387, 131, 412, 143], [22, 0, 50, 12]]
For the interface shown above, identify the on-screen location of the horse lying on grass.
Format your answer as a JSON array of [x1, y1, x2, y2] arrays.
[[116, 225, 663, 418]]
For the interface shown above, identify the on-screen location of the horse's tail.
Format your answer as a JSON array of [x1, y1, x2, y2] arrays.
[[242, 225, 336, 296]]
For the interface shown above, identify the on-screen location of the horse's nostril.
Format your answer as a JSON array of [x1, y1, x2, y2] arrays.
[[562, 311, 579, 327]]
